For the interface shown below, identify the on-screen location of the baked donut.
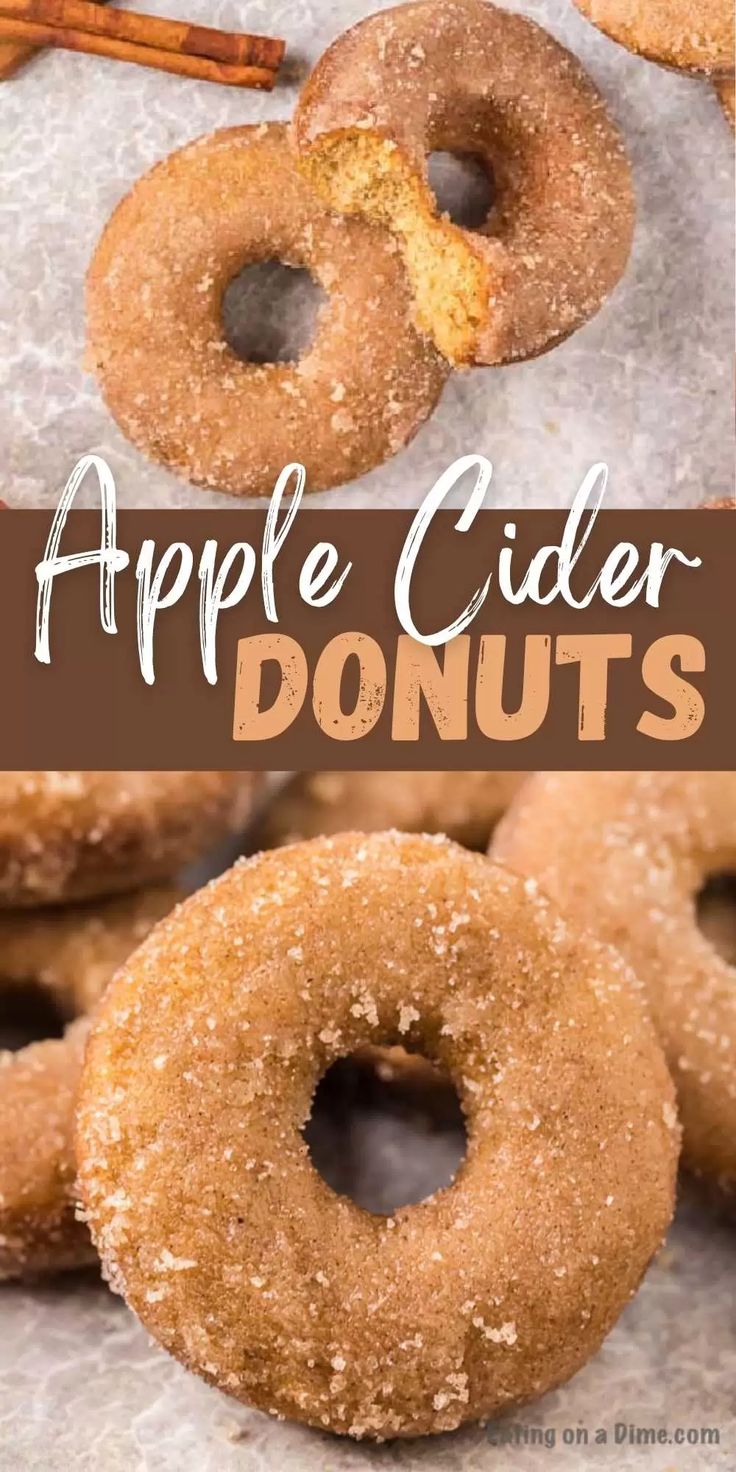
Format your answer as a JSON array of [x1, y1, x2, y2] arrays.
[[0, 886, 179, 1278], [0, 771, 258, 907], [77, 833, 677, 1439], [86, 123, 448, 497], [255, 772, 525, 1106], [494, 772, 736, 1208], [715, 80, 735, 127], [256, 770, 528, 850], [293, 0, 634, 367], [573, 0, 734, 76]]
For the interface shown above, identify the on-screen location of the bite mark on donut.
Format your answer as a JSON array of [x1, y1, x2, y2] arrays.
[[298, 127, 492, 366]]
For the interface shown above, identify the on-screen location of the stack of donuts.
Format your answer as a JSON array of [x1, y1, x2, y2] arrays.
[[0, 770, 260, 1279], [3, 768, 734, 1434], [26, 764, 723, 1442], [86, 0, 642, 498]]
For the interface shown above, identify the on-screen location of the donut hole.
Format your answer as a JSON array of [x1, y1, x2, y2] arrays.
[[0, 980, 67, 1052], [221, 260, 327, 365], [697, 871, 736, 967], [303, 1047, 467, 1214], [426, 151, 495, 231]]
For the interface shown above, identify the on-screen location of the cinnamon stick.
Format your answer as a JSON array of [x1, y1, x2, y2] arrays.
[[0, 0, 110, 79], [0, 14, 279, 87], [0, 40, 41, 76], [0, 0, 285, 70]]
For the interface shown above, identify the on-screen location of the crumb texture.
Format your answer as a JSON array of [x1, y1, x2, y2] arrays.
[[294, 0, 635, 365]]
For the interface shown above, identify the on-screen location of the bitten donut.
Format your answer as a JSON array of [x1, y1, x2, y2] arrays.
[[0, 771, 258, 907], [86, 123, 448, 497], [0, 886, 179, 1278], [77, 833, 677, 1439], [573, 0, 734, 76], [293, 0, 634, 367], [494, 772, 736, 1207], [256, 770, 528, 850]]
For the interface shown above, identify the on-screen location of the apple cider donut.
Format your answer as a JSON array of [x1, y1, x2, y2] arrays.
[[255, 772, 530, 1104], [86, 123, 448, 497], [0, 771, 258, 907], [573, 0, 734, 76], [494, 772, 736, 1208], [293, 0, 634, 367], [0, 886, 179, 1279], [77, 833, 677, 1439], [257, 770, 529, 851]]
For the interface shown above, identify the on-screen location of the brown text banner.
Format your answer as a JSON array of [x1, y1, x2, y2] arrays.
[[0, 509, 732, 769]]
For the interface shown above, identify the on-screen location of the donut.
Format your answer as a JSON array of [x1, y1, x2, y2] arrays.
[[715, 80, 735, 127], [493, 772, 736, 1208], [0, 885, 179, 1279], [256, 770, 528, 850], [86, 123, 448, 497], [292, 0, 634, 367], [573, 0, 734, 76], [255, 772, 529, 1107], [0, 771, 258, 907], [77, 833, 677, 1439]]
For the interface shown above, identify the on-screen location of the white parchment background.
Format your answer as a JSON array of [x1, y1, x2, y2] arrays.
[[0, 0, 733, 508]]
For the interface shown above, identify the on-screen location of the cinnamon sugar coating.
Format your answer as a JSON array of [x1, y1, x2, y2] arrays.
[[77, 833, 677, 1439], [86, 123, 448, 497], [256, 770, 528, 850], [494, 773, 736, 1208], [0, 771, 258, 907], [0, 886, 180, 1279], [255, 773, 529, 1100], [293, 0, 634, 366], [574, 0, 734, 75]]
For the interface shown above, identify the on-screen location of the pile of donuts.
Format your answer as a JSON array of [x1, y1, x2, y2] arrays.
[[87, 0, 658, 499], [5, 766, 734, 1442], [0, 770, 260, 1278]]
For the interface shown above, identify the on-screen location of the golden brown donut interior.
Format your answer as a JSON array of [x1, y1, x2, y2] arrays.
[[294, 0, 634, 367], [299, 124, 492, 365]]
